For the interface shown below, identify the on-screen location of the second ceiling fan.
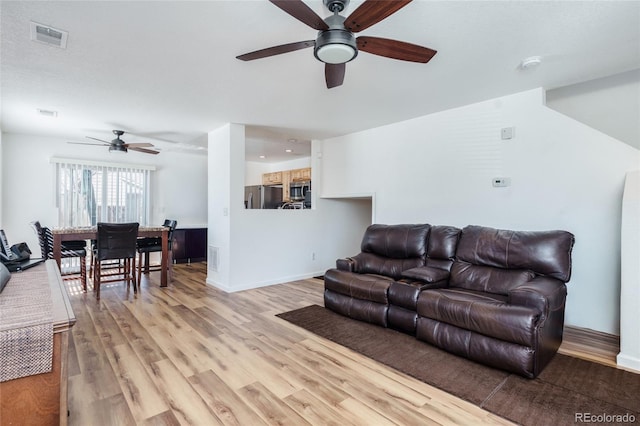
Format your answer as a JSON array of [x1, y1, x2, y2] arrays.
[[68, 130, 159, 155], [236, 0, 437, 89]]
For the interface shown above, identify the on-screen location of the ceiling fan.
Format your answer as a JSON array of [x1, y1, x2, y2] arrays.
[[236, 0, 437, 89], [68, 130, 160, 155]]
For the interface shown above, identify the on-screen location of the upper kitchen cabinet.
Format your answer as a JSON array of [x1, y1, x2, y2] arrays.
[[262, 171, 283, 185], [290, 167, 311, 182]]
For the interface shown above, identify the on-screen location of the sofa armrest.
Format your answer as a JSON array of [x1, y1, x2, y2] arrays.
[[336, 257, 355, 272], [401, 266, 450, 284], [508, 276, 567, 321]]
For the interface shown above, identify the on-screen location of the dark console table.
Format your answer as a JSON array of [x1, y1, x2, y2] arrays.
[[172, 227, 207, 264]]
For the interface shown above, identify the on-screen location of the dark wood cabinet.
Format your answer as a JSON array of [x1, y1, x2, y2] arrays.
[[172, 228, 207, 264]]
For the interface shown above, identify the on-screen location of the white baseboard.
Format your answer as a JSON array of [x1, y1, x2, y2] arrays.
[[206, 271, 325, 293], [616, 352, 640, 373]]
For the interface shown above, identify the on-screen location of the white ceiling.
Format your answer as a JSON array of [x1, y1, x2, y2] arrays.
[[1, 1, 639, 161]]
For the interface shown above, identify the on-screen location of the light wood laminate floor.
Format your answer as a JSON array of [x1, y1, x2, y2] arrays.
[[65, 263, 614, 425]]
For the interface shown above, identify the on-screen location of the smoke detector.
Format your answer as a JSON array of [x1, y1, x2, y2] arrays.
[[519, 56, 542, 70], [30, 22, 68, 48]]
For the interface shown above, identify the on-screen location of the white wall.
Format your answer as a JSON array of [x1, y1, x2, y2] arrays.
[[1, 133, 207, 256], [546, 69, 640, 150], [208, 130, 371, 292], [207, 124, 236, 286], [321, 88, 640, 335]]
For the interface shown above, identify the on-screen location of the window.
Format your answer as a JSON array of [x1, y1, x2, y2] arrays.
[[53, 158, 154, 227]]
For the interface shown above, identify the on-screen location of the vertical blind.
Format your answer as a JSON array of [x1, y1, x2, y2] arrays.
[[53, 158, 153, 227]]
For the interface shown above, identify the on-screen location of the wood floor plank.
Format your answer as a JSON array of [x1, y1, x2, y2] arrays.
[[188, 369, 267, 426], [141, 410, 181, 426], [102, 297, 169, 366], [284, 388, 360, 426], [237, 382, 312, 426], [148, 358, 223, 426], [108, 343, 170, 422], [85, 392, 137, 426]]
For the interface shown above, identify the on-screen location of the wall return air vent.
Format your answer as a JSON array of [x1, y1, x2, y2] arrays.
[[30, 22, 68, 48]]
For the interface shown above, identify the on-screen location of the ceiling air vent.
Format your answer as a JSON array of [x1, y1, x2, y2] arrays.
[[30, 22, 68, 48]]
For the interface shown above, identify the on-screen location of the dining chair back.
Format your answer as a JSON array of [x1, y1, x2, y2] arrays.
[[137, 219, 177, 284], [94, 222, 139, 299], [30, 221, 88, 291]]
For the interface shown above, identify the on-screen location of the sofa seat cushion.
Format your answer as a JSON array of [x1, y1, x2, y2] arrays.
[[324, 268, 392, 304], [416, 288, 541, 347], [401, 266, 450, 283]]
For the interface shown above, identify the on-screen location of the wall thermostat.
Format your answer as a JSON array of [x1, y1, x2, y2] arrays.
[[501, 127, 515, 140]]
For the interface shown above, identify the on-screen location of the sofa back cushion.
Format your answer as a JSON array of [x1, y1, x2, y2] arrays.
[[425, 225, 461, 271], [455, 225, 575, 282], [353, 224, 430, 279], [361, 224, 430, 259], [450, 261, 536, 294]]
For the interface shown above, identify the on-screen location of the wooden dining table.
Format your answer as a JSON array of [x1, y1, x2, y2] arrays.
[[52, 225, 170, 287]]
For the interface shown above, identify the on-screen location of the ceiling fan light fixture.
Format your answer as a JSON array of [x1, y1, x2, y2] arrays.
[[314, 30, 357, 64], [109, 144, 128, 154]]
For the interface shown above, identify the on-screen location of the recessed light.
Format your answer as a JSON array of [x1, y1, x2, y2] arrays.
[[520, 56, 542, 70], [259, 155, 266, 159], [285, 149, 293, 153], [288, 138, 297, 143]]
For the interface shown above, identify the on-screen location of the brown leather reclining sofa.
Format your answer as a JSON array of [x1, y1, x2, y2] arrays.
[[324, 223, 575, 378]]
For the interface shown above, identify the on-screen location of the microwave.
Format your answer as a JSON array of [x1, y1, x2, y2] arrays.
[[290, 180, 310, 201]]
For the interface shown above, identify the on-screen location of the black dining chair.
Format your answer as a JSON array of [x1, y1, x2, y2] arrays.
[[93, 222, 139, 299], [136, 219, 177, 285], [30, 221, 88, 291]]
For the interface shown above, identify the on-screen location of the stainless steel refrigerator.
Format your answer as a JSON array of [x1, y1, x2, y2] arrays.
[[244, 185, 283, 209]]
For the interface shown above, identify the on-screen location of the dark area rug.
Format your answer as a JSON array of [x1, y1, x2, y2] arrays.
[[277, 305, 640, 426]]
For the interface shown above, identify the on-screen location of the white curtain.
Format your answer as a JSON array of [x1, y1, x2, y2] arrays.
[[53, 159, 152, 227]]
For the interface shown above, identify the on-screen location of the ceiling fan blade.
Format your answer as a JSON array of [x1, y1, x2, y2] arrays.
[[344, 0, 412, 32], [357, 36, 437, 63], [86, 136, 111, 144], [128, 147, 159, 155], [124, 142, 154, 148], [269, 0, 329, 30], [237, 40, 315, 61], [68, 141, 109, 146], [325, 63, 345, 89]]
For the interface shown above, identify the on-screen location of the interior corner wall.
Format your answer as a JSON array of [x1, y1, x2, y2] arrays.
[[320, 87, 640, 335]]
